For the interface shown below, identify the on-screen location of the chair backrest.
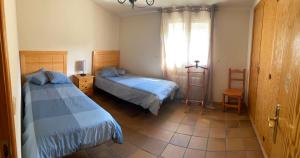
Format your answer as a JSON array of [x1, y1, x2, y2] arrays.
[[228, 68, 246, 92]]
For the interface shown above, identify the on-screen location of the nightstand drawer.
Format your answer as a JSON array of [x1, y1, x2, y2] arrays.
[[79, 83, 92, 90], [72, 74, 95, 96], [79, 79, 93, 86]]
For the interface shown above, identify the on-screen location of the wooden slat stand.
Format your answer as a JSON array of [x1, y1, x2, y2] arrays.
[[185, 63, 208, 114]]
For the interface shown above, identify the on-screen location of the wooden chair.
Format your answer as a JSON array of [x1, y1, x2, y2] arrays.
[[222, 68, 246, 113]]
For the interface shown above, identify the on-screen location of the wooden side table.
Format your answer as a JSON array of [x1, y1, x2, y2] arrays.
[[72, 74, 95, 96]]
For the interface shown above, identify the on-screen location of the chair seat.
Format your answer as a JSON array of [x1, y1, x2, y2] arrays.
[[223, 88, 243, 97]]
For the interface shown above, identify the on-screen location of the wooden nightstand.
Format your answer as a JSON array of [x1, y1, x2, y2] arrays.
[[73, 74, 95, 96]]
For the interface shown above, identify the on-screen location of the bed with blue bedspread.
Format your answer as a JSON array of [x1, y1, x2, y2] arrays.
[[95, 74, 178, 115], [22, 82, 123, 158]]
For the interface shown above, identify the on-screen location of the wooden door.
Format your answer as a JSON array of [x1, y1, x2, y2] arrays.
[[248, 1, 264, 121], [269, 0, 300, 157], [253, 0, 278, 155], [0, 0, 17, 157]]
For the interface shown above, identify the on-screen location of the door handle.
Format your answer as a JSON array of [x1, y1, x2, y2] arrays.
[[268, 104, 280, 143], [268, 116, 278, 128]]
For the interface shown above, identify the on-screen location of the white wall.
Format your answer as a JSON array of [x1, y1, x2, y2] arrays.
[[212, 7, 251, 102], [17, 0, 120, 76], [120, 13, 162, 78], [4, 0, 22, 157], [120, 9, 251, 102]]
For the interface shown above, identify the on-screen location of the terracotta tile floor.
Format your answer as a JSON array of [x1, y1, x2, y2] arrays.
[[66, 92, 264, 158]]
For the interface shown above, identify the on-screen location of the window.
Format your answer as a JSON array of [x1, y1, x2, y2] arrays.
[[189, 22, 210, 66], [163, 13, 211, 70], [161, 9, 212, 99]]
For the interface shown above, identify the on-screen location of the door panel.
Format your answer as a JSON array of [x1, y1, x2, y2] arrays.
[[248, 1, 264, 121], [253, 0, 278, 155], [0, 0, 17, 157], [250, 0, 300, 157], [270, 0, 300, 157]]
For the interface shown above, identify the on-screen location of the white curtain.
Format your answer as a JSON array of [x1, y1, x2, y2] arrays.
[[161, 7, 213, 104]]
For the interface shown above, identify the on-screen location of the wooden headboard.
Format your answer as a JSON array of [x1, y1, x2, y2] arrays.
[[92, 50, 120, 75], [20, 50, 67, 81]]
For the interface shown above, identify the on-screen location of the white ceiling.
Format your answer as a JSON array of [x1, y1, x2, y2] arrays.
[[94, 0, 254, 16]]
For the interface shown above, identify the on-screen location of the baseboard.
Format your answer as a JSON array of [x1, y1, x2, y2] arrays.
[[249, 115, 268, 158]]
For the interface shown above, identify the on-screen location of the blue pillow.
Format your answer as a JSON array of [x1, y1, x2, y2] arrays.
[[26, 68, 48, 85], [46, 71, 71, 84], [99, 67, 120, 77], [117, 68, 127, 76]]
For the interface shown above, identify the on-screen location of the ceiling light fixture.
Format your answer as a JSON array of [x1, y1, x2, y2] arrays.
[[117, 0, 154, 8]]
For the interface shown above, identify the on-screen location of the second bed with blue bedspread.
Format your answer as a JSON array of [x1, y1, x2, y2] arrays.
[[95, 75, 178, 115]]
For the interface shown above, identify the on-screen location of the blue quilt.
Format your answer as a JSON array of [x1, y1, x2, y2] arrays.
[[95, 75, 178, 115], [22, 82, 122, 158]]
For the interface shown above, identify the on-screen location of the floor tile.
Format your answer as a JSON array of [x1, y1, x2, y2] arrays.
[[104, 140, 115, 147], [170, 133, 191, 147], [246, 151, 264, 158], [239, 120, 252, 128], [109, 141, 138, 158], [209, 128, 226, 138], [210, 112, 226, 120], [65, 150, 89, 158], [184, 149, 205, 158], [127, 130, 150, 147], [207, 138, 226, 151], [243, 138, 260, 150], [86, 144, 118, 158], [226, 151, 247, 158], [226, 128, 240, 138], [193, 127, 209, 137], [129, 149, 156, 158], [177, 124, 194, 135], [188, 136, 207, 150], [227, 128, 255, 138], [210, 120, 225, 128], [205, 151, 226, 158], [238, 114, 250, 120], [225, 120, 239, 128], [161, 144, 186, 158], [166, 114, 185, 123], [139, 127, 174, 142], [158, 121, 180, 132], [122, 127, 133, 141], [142, 137, 168, 156], [181, 114, 198, 126], [225, 113, 240, 120], [240, 128, 256, 138], [195, 118, 210, 128], [226, 138, 244, 151]]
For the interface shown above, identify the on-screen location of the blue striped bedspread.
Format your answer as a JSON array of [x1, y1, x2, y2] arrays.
[[95, 75, 178, 115], [22, 82, 123, 158]]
